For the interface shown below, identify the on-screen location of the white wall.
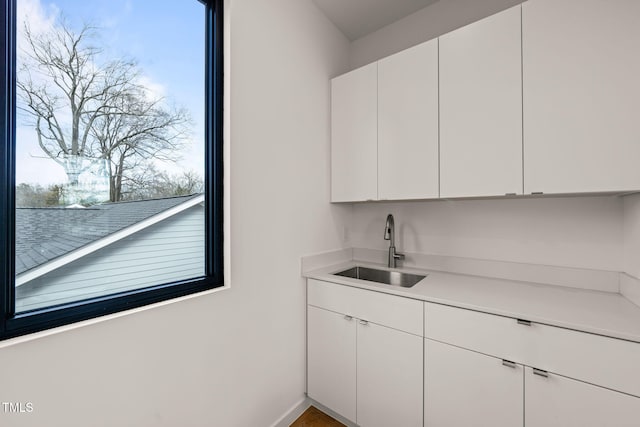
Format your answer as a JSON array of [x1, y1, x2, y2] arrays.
[[349, 0, 524, 69], [350, 197, 623, 272], [0, 1, 351, 426]]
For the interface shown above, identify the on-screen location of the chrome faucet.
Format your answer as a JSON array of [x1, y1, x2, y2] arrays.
[[384, 214, 405, 268]]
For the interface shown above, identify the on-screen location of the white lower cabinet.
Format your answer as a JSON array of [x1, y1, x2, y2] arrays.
[[307, 305, 357, 421], [424, 301, 640, 426], [307, 279, 423, 426], [525, 367, 640, 427], [424, 339, 523, 427], [308, 282, 640, 426], [358, 321, 423, 427]]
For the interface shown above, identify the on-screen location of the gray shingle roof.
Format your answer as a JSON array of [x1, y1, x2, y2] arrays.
[[15, 194, 202, 275]]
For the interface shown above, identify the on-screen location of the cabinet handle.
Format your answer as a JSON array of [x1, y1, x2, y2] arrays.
[[533, 368, 549, 378], [517, 319, 532, 326], [505, 193, 517, 196], [502, 360, 517, 369], [531, 192, 544, 195], [344, 315, 353, 321], [359, 320, 369, 326]]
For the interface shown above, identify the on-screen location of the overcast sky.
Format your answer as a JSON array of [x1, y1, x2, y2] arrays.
[[16, 0, 205, 185]]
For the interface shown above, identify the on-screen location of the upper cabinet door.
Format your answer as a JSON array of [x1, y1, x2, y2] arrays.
[[331, 63, 378, 202], [439, 5, 523, 198], [523, 0, 640, 194], [378, 40, 439, 200]]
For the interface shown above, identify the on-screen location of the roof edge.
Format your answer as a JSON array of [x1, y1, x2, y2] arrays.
[[16, 194, 205, 287]]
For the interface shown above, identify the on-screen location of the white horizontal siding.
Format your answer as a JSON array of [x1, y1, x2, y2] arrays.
[[16, 205, 205, 312]]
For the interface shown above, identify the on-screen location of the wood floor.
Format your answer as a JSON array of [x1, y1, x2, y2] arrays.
[[290, 406, 346, 427]]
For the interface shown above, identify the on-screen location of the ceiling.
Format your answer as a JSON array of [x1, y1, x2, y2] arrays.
[[313, 0, 440, 41]]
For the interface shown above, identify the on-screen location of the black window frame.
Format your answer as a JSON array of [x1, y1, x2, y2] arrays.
[[0, 0, 224, 340]]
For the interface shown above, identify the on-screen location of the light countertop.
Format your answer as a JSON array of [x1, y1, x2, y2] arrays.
[[305, 261, 640, 343]]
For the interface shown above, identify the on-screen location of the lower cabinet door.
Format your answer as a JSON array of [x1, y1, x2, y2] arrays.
[[525, 367, 640, 427], [307, 305, 357, 422], [357, 321, 423, 427], [425, 339, 523, 427]]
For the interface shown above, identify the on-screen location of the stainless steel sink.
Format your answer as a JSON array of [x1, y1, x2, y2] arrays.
[[333, 266, 426, 288]]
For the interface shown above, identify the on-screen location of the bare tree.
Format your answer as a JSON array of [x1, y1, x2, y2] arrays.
[[17, 19, 191, 202], [88, 88, 191, 201], [122, 165, 203, 201]]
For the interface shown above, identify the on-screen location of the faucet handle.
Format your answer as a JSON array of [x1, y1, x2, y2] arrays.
[[384, 214, 394, 240], [394, 252, 405, 261]]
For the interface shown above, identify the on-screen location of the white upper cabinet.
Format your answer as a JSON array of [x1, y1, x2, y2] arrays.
[[523, 0, 640, 194], [331, 63, 378, 202], [332, 0, 640, 201], [378, 40, 439, 200], [440, 5, 523, 198]]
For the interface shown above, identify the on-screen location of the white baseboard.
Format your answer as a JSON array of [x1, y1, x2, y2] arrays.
[[270, 396, 359, 427], [270, 397, 310, 427], [307, 399, 358, 427]]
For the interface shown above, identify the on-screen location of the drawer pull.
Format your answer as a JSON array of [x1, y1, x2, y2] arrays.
[[533, 368, 549, 378], [359, 320, 369, 326], [502, 360, 516, 369], [517, 319, 532, 326], [344, 315, 353, 321]]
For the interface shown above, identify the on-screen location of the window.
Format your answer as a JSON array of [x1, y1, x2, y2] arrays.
[[0, 0, 223, 340]]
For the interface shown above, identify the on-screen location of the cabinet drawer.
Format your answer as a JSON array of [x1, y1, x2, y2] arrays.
[[425, 302, 640, 397], [528, 322, 640, 398], [525, 367, 640, 427], [308, 279, 423, 336], [425, 302, 528, 362]]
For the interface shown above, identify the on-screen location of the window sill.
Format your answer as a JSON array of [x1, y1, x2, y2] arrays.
[[0, 284, 230, 350]]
